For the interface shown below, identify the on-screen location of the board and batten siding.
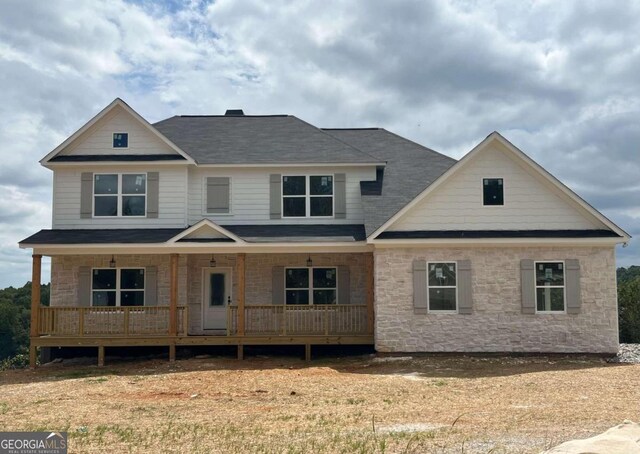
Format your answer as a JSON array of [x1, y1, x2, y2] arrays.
[[59, 105, 179, 156], [52, 166, 188, 228], [389, 143, 606, 231], [187, 166, 376, 225]]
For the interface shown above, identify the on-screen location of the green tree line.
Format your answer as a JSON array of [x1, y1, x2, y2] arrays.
[[617, 266, 640, 343], [0, 282, 49, 360]]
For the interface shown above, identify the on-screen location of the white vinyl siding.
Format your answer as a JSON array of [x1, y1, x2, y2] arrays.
[[53, 166, 187, 228], [389, 143, 606, 231], [58, 105, 179, 156], [188, 166, 375, 225]]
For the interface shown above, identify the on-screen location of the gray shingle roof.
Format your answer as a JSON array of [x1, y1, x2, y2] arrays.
[[19, 225, 366, 245], [224, 224, 365, 242], [153, 115, 382, 165], [376, 230, 621, 239], [19, 229, 184, 245], [322, 129, 457, 236]]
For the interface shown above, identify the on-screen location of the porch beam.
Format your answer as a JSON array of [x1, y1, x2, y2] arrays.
[[29, 254, 42, 368], [236, 253, 246, 336], [366, 252, 375, 334], [169, 254, 179, 337]]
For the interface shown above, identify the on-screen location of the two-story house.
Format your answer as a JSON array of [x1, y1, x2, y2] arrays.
[[20, 99, 630, 367]]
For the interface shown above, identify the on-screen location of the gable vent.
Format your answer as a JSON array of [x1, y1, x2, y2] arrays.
[[225, 109, 245, 116]]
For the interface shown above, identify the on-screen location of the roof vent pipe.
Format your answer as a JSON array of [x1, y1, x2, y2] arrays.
[[225, 109, 245, 116]]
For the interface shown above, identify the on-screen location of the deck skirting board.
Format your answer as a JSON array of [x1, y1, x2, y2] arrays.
[[31, 335, 374, 348]]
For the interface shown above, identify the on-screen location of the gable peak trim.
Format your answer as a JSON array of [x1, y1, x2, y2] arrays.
[[40, 98, 195, 166], [368, 131, 630, 241]]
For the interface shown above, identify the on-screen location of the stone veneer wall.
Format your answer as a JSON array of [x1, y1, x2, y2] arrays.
[[50, 255, 189, 307], [186, 253, 368, 334], [374, 246, 618, 353]]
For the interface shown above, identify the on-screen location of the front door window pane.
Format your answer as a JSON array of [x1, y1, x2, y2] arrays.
[[210, 273, 225, 307]]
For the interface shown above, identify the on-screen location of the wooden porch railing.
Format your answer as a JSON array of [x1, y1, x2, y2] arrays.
[[227, 304, 369, 336], [38, 306, 188, 337]]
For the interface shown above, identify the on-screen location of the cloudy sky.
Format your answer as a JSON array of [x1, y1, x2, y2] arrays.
[[0, 0, 638, 287]]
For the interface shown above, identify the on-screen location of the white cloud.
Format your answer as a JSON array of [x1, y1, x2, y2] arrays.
[[0, 0, 638, 286]]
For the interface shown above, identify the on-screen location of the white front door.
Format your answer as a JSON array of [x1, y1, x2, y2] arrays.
[[202, 268, 232, 330]]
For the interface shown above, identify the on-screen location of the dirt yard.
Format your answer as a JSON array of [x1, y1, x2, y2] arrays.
[[1, 353, 639, 453]]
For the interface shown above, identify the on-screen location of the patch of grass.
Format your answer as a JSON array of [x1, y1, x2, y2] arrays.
[[85, 377, 109, 384], [0, 402, 8, 415], [54, 370, 93, 379]]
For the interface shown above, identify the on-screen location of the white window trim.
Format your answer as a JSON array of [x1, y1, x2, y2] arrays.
[[282, 174, 335, 219], [112, 132, 129, 149], [481, 176, 505, 207], [284, 266, 338, 305], [201, 176, 233, 216], [426, 261, 458, 314], [93, 172, 147, 218], [91, 267, 145, 307], [534, 260, 567, 314]]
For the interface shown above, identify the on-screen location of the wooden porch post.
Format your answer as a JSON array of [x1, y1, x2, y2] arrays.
[[236, 253, 246, 337], [366, 252, 375, 334], [169, 254, 179, 362], [29, 254, 42, 368]]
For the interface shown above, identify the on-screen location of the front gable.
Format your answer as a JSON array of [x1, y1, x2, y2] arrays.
[[377, 133, 629, 239], [41, 99, 194, 164]]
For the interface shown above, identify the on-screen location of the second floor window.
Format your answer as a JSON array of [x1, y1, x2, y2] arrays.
[[94, 173, 146, 217], [282, 175, 333, 217]]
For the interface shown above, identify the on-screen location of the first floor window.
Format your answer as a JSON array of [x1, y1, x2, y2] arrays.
[[427, 262, 457, 312], [285, 267, 337, 305], [92, 268, 145, 307], [94, 173, 146, 217], [535, 262, 565, 312]]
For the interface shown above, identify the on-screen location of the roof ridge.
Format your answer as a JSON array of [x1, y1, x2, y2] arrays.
[[321, 127, 382, 131], [177, 114, 290, 118]]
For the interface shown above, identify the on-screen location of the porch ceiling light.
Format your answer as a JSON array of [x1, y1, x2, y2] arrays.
[[306, 255, 313, 267], [210, 255, 217, 267], [109, 255, 116, 268]]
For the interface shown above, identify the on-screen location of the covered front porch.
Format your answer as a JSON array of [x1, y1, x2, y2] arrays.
[[28, 250, 375, 366]]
